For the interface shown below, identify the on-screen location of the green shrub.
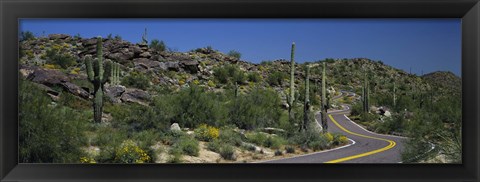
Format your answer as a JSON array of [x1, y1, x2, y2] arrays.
[[155, 85, 228, 128], [264, 136, 286, 149], [114, 140, 151, 163], [150, 39, 166, 52], [245, 132, 268, 146], [168, 147, 183, 163], [247, 72, 262, 82], [121, 71, 150, 90], [267, 71, 288, 86], [213, 64, 246, 85], [219, 128, 243, 146], [285, 146, 295, 153], [194, 124, 220, 142], [308, 139, 329, 151], [19, 79, 88, 163], [20, 31, 35, 41], [228, 87, 283, 130], [45, 49, 77, 69], [227, 50, 241, 59], [274, 150, 283, 156], [173, 136, 199, 156], [219, 145, 236, 160], [207, 140, 223, 153]]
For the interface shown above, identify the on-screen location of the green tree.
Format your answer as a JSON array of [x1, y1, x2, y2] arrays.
[[149, 39, 166, 52]]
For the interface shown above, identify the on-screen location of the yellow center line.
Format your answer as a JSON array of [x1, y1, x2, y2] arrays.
[[324, 114, 396, 163]]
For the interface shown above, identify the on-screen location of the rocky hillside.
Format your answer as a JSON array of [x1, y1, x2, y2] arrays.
[[19, 34, 461, 109]]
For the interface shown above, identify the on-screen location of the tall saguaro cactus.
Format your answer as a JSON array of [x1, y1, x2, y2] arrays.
[[84, 37, 112, 123], [288, 42, 296, 123], [303, 64, 310, 131], [321, 62, 328, 132], [362, 72, 370, 114], [393, 82, 396, 107]]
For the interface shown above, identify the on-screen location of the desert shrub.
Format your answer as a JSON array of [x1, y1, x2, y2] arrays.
[[285, 146, 295, 153], [20, 31, 35, 41], [195, 124, 220, 142], [207, 140, 222, 153], [79, 156, 96, 163], [172, 136, 199, 156], [245, 132, 268, 146], [58, 91, 90, 110], [207, 80, 216, 87], [19, 79, 88, 163], [290, 129, 330, 151], [308, 139, 329, 151], [114, 140, 151, 163], [106, 103, 168, 133], [149, 39, 166, 52], [92, 126, 128, 148], [45, 48, 77, 69], [267, 71, 288, 86], [247, 72, 262, 82], [332, 133, 349, 145], [121, 71, 150, 90], [218, 128, 243, 146], [168, 147, 183, 163], [219, 145, 236, 160], [132, 129, 160, 149], [228, 87, 283, 130], [274, 150, 283, 156], [264, 136, 286, 149], [213, 64, 246, 85], [227, 50, 242, 59], [166, 85, 228, 128]]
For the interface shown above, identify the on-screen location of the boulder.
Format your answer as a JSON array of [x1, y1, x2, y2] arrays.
[[170, 123, 181, 133], [22, 65, 71, 85], [105, 85, 126, 103], [180, 60, 199, 73], [384, 111, 392, 117], [48, 34, 70, 40], [83, 38, 98, 46], [158, 61, 180, 71], [60, 82, 91, 99], [120, 88, 151, 106], [133, 58, 161, 70], [139, 51, 151, 58]]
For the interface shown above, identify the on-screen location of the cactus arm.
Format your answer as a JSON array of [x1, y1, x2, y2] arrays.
[[103, 59, 112, 84], [96, 37, 104, 81], [84, 55, 94, 82], [289, 42, 296, 123]]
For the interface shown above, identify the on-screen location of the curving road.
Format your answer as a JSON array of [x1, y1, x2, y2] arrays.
[[264, 91, 406, 163]]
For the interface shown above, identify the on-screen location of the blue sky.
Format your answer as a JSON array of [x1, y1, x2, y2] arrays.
[[20, 19, 461, 76]]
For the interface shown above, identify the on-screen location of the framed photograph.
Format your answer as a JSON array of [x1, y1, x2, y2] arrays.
[[1, 0, 479, 181]]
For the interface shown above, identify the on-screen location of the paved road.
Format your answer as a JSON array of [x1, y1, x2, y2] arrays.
[[264, 91, 406, 163]]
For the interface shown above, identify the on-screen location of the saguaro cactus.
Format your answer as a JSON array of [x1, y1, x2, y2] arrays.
[[141, 28, 148, 45], [303, 64, 310, 131], [110, 62, 121, 85], [321, 62, 328, 132], [393, 82, 396, 107], [84, 37, 113, 123], [288, 42, 296, 123], [362, 72, 370, 114]]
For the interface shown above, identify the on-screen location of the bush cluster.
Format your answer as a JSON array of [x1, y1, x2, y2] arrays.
[[195, 124, 220, 142], [114, 140, 151, 163], [121, 71, 150, 90]]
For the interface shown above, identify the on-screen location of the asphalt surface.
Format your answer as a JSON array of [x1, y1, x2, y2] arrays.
[[264, 91, 406, 163]]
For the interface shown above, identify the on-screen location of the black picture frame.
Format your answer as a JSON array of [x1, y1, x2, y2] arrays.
[[1, 0, 479, 181]]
